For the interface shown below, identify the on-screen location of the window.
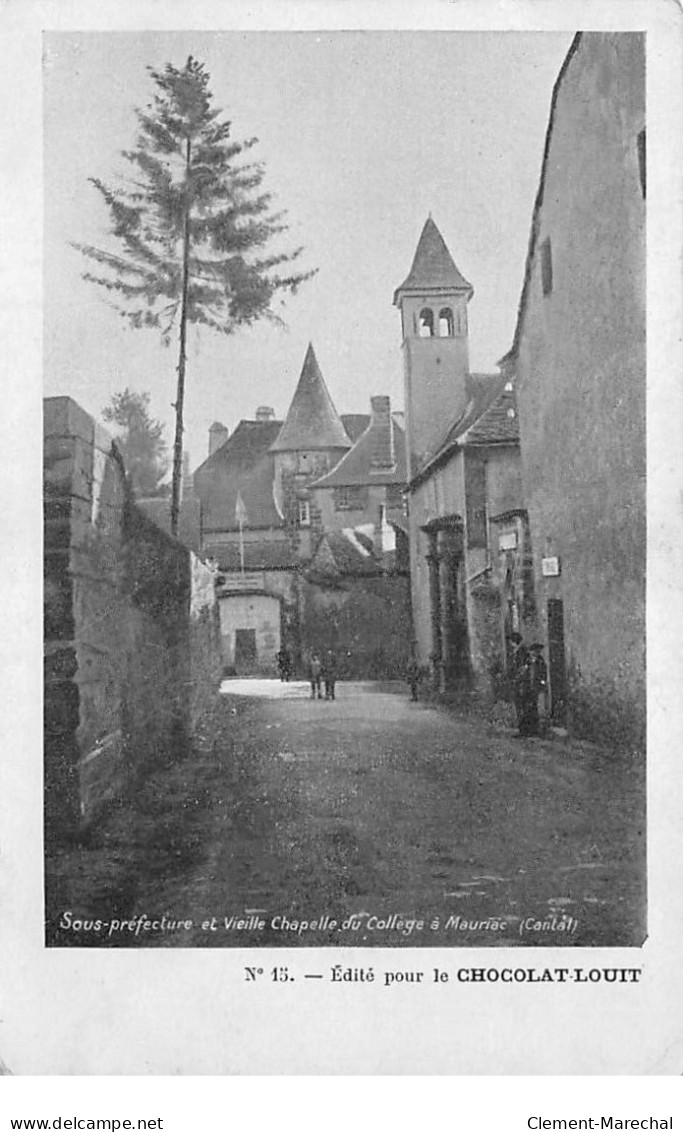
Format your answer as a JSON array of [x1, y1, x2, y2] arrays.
[[637, 128, 646, 198], [298, 499, 311, 526], [418, 308, 435, 337], [334, 486, 367, 512], [234, 629, 257, 670], [438, 307, 454, 337], [540, 237, 553, 296], [297, 452, 311, 474]]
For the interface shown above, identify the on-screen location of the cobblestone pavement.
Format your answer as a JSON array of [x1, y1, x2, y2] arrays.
[[122, 678, 644, 949]]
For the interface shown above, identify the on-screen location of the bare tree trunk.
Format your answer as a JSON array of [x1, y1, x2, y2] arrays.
[[170, 137, 192, 539]]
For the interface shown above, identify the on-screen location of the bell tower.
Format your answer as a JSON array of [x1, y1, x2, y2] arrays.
[[394, 217, 473, 478]]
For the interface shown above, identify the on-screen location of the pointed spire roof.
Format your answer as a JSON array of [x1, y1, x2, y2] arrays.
[[393, 217, 473, 304], [270, 344, 352, 453]]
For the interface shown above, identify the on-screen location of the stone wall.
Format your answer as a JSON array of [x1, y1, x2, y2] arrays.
[[44, 397, 221, 846], [512, 34, 646, 747]]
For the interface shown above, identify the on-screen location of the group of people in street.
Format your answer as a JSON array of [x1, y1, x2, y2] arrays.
[[276, 646, 338, 699], [508, 632, 548, 737], [308, 650, 338, 701], [281, 636, 547, 733]]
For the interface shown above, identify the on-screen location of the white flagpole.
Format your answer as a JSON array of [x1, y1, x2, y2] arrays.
[[236, 490, 248, 574]]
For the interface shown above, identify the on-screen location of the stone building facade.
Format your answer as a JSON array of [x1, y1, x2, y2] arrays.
[[502, 33, 646, 744], [311, 394, 407, 546], [396, 218, 527, 696], [193, 344, 410, 674]]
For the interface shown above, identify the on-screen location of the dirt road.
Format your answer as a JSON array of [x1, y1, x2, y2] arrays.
[[113, 678, 644, 949]]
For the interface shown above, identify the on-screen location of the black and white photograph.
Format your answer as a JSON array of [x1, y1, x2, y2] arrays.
[[3, 0, 682, 1082], [42, 27, 647, 952]]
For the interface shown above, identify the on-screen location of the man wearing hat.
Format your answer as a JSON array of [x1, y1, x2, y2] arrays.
[[509, 633, 537, 737], [529, 642, 548, 734]]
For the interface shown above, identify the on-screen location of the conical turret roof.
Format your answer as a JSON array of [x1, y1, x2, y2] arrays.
[[270, 344, 352, 453], [393, 216, 473, 304]]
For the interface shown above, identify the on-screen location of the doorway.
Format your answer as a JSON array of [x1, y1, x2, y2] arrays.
[[547, 598, 567, 725], [234, 628, 257, 672]]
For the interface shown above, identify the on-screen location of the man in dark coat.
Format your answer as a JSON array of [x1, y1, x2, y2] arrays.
[[509, 633, 538, 737], [276, 648, 291, 682], [406, 656, 421, 702], [323, 649, 337, 700], [529, 643, 548, 732], [308, 653, 323, 700]]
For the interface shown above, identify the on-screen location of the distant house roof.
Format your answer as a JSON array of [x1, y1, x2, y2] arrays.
[[270, 343, 352, 453], [410, 376, 519, 488], [194, 405, 379, 534], [393, 216, 473, 304], [194, 418, 284, 531], [308, 527, 382, 579], [205, 538, 297, 572], [135, 494, 201, 554], [459, 383, 520, 446], [311, 415, 407, 488]]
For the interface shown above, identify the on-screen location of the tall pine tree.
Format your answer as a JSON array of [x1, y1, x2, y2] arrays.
[[74, 56, 315, 536]]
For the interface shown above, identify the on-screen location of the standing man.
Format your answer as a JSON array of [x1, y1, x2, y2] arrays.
[[529, 643, 548, 734], [276, 647, 291, 682], [509, 633, 537, 737], [308, 652, 323, 700], [323, 649, 337, 700], [406, 650, 421, 702]]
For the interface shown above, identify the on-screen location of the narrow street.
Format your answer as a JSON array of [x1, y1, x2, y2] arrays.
[[123, 679, 644, 949]]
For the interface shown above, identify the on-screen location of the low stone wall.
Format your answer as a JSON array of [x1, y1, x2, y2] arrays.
[[300, 574, 412, 679], [44, 397, 221, 847]]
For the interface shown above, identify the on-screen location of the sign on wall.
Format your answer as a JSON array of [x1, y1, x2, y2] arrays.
[[541, 556, 561, 577], [498, 531, 518, 551]]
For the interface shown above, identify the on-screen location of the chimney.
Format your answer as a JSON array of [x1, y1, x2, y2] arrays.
[[256, 405, 275, 422], [370, 395, 395, 470], [209, 421, 229, 456]]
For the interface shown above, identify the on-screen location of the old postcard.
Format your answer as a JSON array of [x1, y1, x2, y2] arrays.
[[1, 0, 682, 1076]]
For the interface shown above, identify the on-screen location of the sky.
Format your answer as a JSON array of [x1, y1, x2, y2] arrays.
[[43, 30, 574, 473]]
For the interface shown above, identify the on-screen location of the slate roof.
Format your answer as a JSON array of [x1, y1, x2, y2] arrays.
[[393, 216, 473, 304], [309, 528, 382, 579], [204, 538, 296, 572], [270, 344, 352, 453], [311, 416, 407, 488], [411, 376, 519, 487], [460, 383, 520, 446], [194, 407, 374, 534], [194, 419, 284, 532]]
